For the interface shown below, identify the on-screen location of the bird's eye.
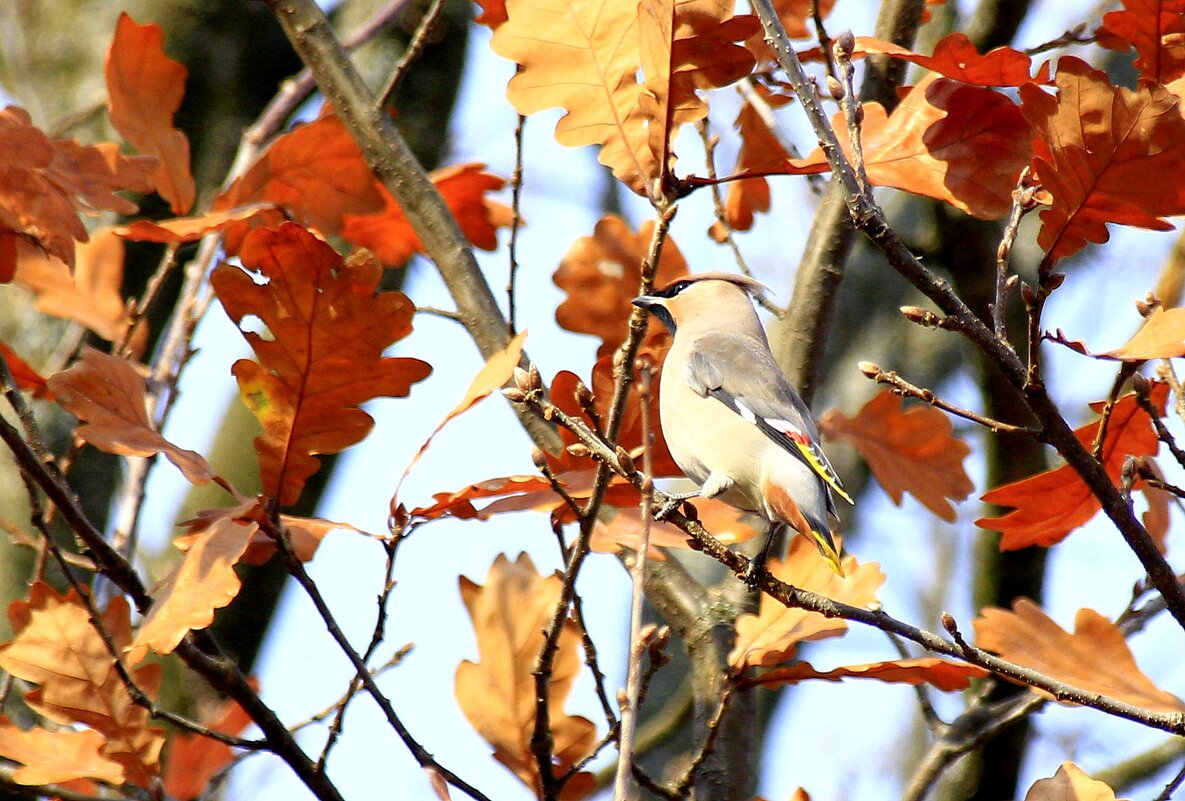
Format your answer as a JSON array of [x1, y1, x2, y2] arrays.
[[668, 279, 692, 295]]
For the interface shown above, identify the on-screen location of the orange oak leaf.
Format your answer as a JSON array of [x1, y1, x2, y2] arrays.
[[590, 498, 759, 560], [722, 87, 793, 233], [1104, 306, 1185, 360], [12, 228, 141, 348], [491, 1, 755, 196], [819, 390, 973, 522], [128, 502, 260, 664], [977, 383, 1169, 549], [1021, 57, 1185, 264], [0, 343, 50, 398], [105, 13, 195, 214], [0, 718, 124, 786], [341, 163, 512, 266], [1097, 0, 1185, 85], [638, 2, 759, 185], [0, 106, 155, 276], [772, 0, 835, 39], [162, 689, 253, 801], [0, 583, 166, 786], [1023, 763, 1122, 801], [729, 538, 885, 669], [751, 657, 988, 692], [410, 475, 558, 522], [756, 76, 1032, 219], [974, 598, 1184, 712], [456, 553, 596, 800], [113, 203, 274, 244], [47, 347, 215, 485], [212, 223, 431, 506], [490, 0, 654, 194], [851, 33, 1047, 87], [212, 114, 384, 254], [473, 0, 508, 28], [393, 331, 527, 508], [553, 215, 688, 356]]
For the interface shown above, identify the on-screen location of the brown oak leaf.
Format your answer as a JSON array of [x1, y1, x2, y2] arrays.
[[47, 347, 215, 485], [553, 215, 687, 356], [1097, 0, 1185, 85], [1020, 57, 1185, 264], [974, 598, 1184, 713], [211, 223, 431, 506], [977, 383, 1168, 549], [751, 657, 988, 692], [819, 390, 973, 522], [456, 553, 596, 800], [0, 583, 165, 786], [0, 106, 155, 277], [105, 13, 194, 214], [1022, 762, 1124, 801]]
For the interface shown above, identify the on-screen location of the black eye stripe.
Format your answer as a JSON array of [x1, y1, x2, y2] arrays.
[[655, 279, 693, 298]]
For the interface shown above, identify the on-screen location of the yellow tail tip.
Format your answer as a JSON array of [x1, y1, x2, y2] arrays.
[[810, 530, 845, 577]]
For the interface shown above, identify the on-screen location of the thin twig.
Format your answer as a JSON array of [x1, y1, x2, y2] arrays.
[[832, 33, 868, 193], [993, 168, 1033, 342], [860, 363, 1041, 436], [1153, 758, 1185, 801], [810, 0, 838, 80], [375, 0, 448, 110], [507, 113, 527, 333], [269, 522, 492, 801]]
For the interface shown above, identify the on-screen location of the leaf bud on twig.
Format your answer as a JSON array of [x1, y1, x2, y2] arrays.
[[574, 379, 594, 407], [834, 29, 855, 59], [566, 443, 591, 459], [531, 447, 548, 471], [857, 361, 882, 379], [502, 386, 527, 403], [616, 445, 636, 474], [826, 76, 844, 99], [900, 305, 937, 327]]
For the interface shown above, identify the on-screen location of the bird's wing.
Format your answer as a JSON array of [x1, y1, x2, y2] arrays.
[[684, 333, 853, 505]]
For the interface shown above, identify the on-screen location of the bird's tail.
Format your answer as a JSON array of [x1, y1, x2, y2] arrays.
[[807, 527, 845, 577]]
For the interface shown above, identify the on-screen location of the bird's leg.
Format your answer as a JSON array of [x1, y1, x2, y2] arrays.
[[655, 489, 700, 520], [744, 522, 781, 591], [655, 472, 733, 520]]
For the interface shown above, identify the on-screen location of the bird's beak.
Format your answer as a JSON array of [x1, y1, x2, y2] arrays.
[[631, 295, 659, 309]]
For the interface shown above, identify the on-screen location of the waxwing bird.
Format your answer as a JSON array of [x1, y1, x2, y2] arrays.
[[632, 273, 853, 588]]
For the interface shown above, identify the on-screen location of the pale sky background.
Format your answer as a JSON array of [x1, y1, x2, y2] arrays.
[[123, 1, 1185, 800]]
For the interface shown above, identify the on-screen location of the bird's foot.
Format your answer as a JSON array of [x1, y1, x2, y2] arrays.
[[655, 490, 699, 521], [743, 551, 768, 592]]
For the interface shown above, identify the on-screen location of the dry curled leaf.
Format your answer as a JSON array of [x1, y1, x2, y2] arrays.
[[105, 13, 194, 214], [974, 598, 1184, 713], [751, 657, 988, 692], [0, 106, 155, 278], [819, 390, 973, 522], [12, 228, 140, 346], [0, 719, 124, 786], [47, 347, 215, 485], [1104, 306, 1185, 360], [456, 553, 596, 799], [212, 223, 431, 506], [0, 583, 165, 787], [0, 342, 51, 398], [128, 499, 261, 664]]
